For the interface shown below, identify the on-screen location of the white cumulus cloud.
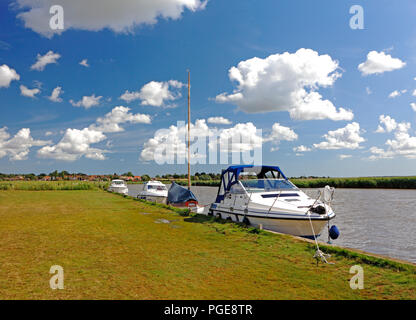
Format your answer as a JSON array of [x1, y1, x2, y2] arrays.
[[207, 117, 232, 125], [48, 86, 63, 102], [313, 122, 365, 150], [30, 51, 61, 71], [411, 103, 416, 112], [0, 127, 50, 160], [215, 122, 263, 153], [369, 119, 416, 160], [15, 0, 207, 37], [338, 154, 352, 160], [388, 89, 407, 98], [375, 115, 397, 133], [38, 128, 107, 161], [0, 64, 20, 88], [37, 106, 151, 161], [293, 145, 311, 153], [358, 51, 406, 76], [215, 48, 353, 121], [90, 106, 151, 133], [120, 80, 184, 107], [141, 120, 296, 161], [141, 119, 212, 162], [70, 94, 102, 109], [20, 85, 40, 98], [265, 123, 298, 151], [79, 59, 89, 67]]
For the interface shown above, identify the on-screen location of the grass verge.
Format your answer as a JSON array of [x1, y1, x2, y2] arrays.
[[0, 190, 414, 299]]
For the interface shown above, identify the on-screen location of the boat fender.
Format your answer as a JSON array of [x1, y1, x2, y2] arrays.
[[311, 205, 326, 215], [329, 225, 340, 240]]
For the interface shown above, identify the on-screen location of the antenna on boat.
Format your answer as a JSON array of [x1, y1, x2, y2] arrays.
[[187, 69, 191, 191]]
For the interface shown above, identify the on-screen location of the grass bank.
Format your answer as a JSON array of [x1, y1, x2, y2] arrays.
[[0, 189, 414, 299]]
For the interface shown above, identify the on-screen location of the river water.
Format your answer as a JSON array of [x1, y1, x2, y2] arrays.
[[128, 184, 416, 263]]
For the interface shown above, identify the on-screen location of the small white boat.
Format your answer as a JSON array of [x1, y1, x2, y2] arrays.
[[137, 180, 168, 204], [209, 165, 336, 239], [108, 179, 129, 195]]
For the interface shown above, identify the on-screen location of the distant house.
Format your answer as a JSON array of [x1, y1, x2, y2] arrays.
[[133, 176, 141, 181], [42, 176, 51, 181]]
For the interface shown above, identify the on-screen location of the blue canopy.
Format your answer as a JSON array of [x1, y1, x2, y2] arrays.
[[168, 182, 198, 204], [215, 165, 288, 203]]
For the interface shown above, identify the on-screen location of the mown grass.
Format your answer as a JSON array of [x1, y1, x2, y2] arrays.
[[0, 190, 414, 299], [0, 181, 109, 191]]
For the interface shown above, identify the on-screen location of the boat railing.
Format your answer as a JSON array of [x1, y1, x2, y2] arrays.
[[267, 190, 282, 214]]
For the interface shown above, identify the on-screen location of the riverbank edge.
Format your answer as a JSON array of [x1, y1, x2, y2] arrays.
[[110, 190, 416, 271]]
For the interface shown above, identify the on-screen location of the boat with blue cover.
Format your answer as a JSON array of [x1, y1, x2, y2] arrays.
[[168, 182, 205, 213], [209, 165, 336, 239]]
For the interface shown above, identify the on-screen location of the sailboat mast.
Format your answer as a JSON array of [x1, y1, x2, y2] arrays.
[[187, 70, 191, 190]]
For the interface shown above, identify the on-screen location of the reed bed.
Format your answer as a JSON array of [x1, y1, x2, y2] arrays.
[[291, 176, 416, 189], [175, 176, 416, 189], [0, 181, 109, 191]]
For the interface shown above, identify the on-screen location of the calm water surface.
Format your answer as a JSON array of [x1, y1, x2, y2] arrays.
[[128, 185, 416, 263]]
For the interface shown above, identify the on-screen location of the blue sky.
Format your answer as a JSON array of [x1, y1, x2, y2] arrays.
[[0, 0, 416, 177]]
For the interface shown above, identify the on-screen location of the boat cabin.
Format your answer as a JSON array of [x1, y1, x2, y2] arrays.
[[215, 165, 297, 203]]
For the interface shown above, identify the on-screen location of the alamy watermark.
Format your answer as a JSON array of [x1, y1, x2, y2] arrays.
[[350, 5, 364, 30], [151, 121, 263, 166], [49, 265, 64, 290], [349, 265, 364, 290], [49, 5, 64, 31]]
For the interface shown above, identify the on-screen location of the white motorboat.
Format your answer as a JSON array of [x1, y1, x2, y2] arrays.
[[108, 179, 129, 195], [137, 180, 168, 204], [209, 165, 337, 239]]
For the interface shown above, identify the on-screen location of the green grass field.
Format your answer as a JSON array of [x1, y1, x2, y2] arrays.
[[0, 189, 414, 299]]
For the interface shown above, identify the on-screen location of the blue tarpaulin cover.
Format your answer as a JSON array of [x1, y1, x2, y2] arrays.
[[168, 182, 198, 204]]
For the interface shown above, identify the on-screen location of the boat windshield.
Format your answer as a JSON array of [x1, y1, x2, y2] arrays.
[[240, 179, 297, 192], [148, 185, 167, 191], [113, 181, 125, 185]]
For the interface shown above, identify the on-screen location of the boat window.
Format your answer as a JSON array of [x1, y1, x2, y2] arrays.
[[148, 185, 167, 190], [230, 183, 245, 194], [240, 179, 297, 192]]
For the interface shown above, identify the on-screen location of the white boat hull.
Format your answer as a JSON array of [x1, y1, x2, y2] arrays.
[[108, 186, 128, 195], [171, 203, 205, 214], [138, 194, 167, 204], [210, 206, 334, 239]]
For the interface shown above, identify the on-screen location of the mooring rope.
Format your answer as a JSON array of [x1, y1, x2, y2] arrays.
[[306, 190, 333, 265]]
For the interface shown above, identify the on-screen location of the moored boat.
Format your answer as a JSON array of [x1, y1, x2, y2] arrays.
[[168, 182, 205, 213], [108, 179, 129, 195], [137, 180, 168, 204], [209, 165, 337, 239]]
